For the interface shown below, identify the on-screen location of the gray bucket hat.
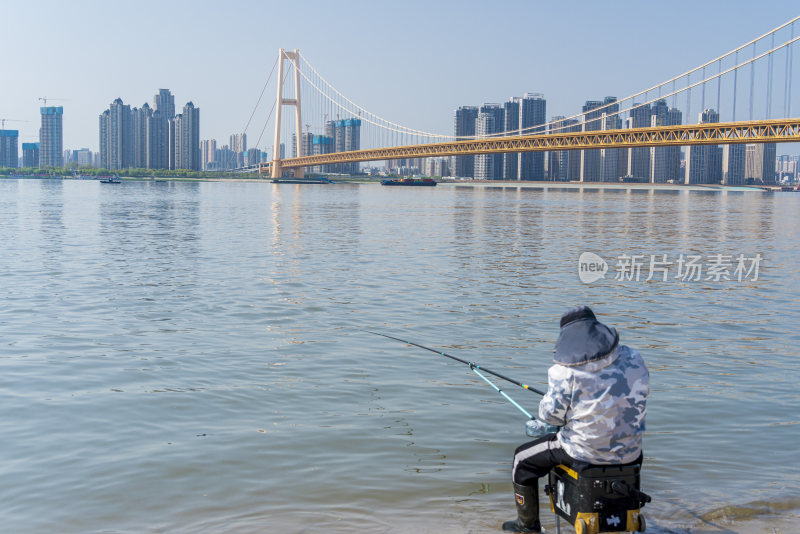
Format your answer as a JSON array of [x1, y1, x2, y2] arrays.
[[553, 306, 619, 366]]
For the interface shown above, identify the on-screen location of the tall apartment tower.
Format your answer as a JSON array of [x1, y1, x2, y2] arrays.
[[519, 93, 546, 180], [150, 89, 175, 169], [549, 116, 581, 181], [628, 103, 651, 180], [649, 100, 682, 183], [722, 144, 746, 185], [502, 98, 520, 180], [153, 89, 175, 118], [322, 118, 361, 174], [200, 139, 216, 170], [172, 102, 200, 171], [475, 104, 504, 180], [99, 98, 133, 170], [546, 116, 564, 180], [600, 97, 622, 182], [292, 132, 313, 159], [0, 129, 19, 168], [311, 135, 333, 174], [132, 103, 152, 168], [39, 106, 63, 167], [580, 100, 605, 182], [685, 109, 721, 184], [342, 118, 361, 174], [453, 106, 478, 178], [230, 133, 247, 154], [22, 142, 40, 167], [745, 143, 777, 184]]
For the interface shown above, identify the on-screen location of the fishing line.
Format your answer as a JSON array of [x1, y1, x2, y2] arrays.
[[364, 330, 546, 419]]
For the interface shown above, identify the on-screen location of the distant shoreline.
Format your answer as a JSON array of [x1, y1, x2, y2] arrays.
[[437, 180, 766, 192], [0, 174, 775, 192]]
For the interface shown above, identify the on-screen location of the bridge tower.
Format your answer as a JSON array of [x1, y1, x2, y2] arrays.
[[272, 48, 303, 179]]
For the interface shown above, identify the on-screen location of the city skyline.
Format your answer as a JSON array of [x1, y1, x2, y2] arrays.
[[2, 1, 800, 156]]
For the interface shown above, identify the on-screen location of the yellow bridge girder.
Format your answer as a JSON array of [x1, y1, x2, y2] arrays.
[[259, 118, 800, 175]]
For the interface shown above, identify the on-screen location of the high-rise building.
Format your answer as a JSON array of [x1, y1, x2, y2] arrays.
[[425, 157, 450, 177], [230, 133, 246, 154], [550, 116, 581, 181], [311, 135, 333, 173], [453, 106, 478, 178], [649, 100, 682, 183], [200, 139, 216, 170], [322, 119, 360, 174], [475, 104, 504, 180], [519, 93, 546, 180], [74, 148, 92, 167], [685, 109, 720, 184], [0, 129, 19, 168], [153, 89, 175, 119], [172, 102, 200, 171], [628, 103, 651, 180], [40, 106, 63, 167], [600, 97, 622, 182], [22, 142, 39, 167], [502, 98, 520, 180], [776, 154, 799, 182], [546, 116, 563, 180], [148, 89, 175, 170], [292, 132, 313, 158], [745, 143, 777, 184], [245, 148, 261, 167], [132, 103, 152, 168], [722, 144, 746, 185], [214, 145, 236, 170], [99, 98, 133, 170], [580, 100, 605, 182]]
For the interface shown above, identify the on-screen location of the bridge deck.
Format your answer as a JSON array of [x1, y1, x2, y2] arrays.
[[260, 118, 800, 174]]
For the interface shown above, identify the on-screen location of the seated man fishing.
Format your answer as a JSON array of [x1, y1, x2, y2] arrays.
[[503, 306, 649, 532]]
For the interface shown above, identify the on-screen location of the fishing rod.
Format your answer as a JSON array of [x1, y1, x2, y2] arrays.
[[364, 330, 546, 419]]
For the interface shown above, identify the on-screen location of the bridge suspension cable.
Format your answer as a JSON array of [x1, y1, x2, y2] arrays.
[[242, 55, 279, 136], [287, 15, 799, 144]]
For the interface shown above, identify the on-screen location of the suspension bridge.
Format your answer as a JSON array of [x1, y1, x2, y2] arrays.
[[244, 16, 800, 183]]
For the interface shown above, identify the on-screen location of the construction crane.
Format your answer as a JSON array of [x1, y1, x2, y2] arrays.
[[38, 97, 68, 107], [0, 118, 28, 130]]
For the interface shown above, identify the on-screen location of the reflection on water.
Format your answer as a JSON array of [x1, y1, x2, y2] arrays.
[[0, 179, 798, 533]]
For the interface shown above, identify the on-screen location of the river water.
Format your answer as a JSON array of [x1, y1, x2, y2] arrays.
[[1, 178, 798, 533]]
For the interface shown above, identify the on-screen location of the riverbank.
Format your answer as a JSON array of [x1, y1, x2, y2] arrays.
[[125, 175, 772, 192], [1, 173, 777, 192]]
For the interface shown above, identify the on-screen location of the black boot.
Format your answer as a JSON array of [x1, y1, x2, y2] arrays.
[[502, 481, 542, 532]]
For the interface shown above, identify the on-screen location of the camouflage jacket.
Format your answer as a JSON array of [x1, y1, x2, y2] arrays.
[[538, 345, 649, 464]]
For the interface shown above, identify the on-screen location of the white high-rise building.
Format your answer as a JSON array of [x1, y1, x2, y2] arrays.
[[200, 139, 216, 170], [474, 104, 504, 180], [745, 143, 777, 184]]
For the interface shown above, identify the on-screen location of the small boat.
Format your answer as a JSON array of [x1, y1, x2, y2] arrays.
[[381, 178, 436, 186], [99, 175, 121, 184], [272, 177, 334, 184]]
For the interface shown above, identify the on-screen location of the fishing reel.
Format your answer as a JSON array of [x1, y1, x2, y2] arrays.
[[525, 418, 559, 438]]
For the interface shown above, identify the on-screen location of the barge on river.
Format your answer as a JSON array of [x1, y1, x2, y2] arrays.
[[380, 178, 436, 186]]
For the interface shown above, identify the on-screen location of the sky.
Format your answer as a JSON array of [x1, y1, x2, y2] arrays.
[[2, 0, 799, 155]]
